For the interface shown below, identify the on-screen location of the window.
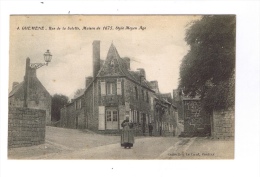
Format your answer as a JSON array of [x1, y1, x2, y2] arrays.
[[146, 91, 149, 103], [133, 110, 136, 123], [106, 111, 112, 121], [133, 110, 138, 123], [107, 82, 116, 95], [106, 109, 118, 125], [75, 99, 81, 110], [142, 90, 145, 101], [113, 111, 118, 121], [137, 111, 140, 123]]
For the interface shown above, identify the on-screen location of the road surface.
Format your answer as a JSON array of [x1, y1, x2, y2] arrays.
[[8, 126, 234, 159]]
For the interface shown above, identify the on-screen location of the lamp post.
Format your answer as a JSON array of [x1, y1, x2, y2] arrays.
[[23, 50, 52, 107], [30, 50, 52, 69]]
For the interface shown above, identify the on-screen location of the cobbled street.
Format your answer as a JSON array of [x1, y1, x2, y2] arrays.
[[8, 126, 234, 160]]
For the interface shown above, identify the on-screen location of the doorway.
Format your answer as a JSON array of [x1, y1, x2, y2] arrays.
[[106, 109, 118, 130], [142, 113, 146, 135]]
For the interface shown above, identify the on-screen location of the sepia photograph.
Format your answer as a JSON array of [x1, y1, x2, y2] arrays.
[[7, 15, 235, 160], [1, 1, 260, 177]]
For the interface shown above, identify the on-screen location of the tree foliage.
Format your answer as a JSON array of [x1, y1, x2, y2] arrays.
[[73, 88, 85, 99], [179, 15, 236, 111], [51, 94, 69, 122]]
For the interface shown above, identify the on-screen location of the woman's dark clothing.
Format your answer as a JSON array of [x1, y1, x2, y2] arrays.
[[121, 120, 134, 148]]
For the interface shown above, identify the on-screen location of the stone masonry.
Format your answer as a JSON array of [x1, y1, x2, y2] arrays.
[[182, 99, 211, 137], [212, 107, 235, 139], [8, 107, 46, 148]]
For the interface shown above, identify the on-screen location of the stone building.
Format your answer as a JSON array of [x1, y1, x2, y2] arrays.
[[153, 93, 178, 136], [181, 97, 211, 137], [176, 72, 235, 138], [8, 58, 52, 125], [60, 41, 178, 136]]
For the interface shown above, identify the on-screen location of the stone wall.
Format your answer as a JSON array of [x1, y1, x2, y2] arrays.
[[8, 107, 46, 148], [85, 81, 99, 131], [124, 78, 152, 114], [212, 107, 235, 139], [59, 97, 85, 129], [182, 99, 211, 137]]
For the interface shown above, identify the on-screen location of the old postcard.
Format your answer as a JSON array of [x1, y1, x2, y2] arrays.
[[8, 15, 235, 160]]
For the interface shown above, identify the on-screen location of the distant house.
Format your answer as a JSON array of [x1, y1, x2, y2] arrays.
[[60, 41, 178, 136], [8, 61, 52, 125], [153, 93, 178, 136]]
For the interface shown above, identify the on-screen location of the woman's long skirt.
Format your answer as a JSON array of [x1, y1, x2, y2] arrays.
[[121, 129, 134, 148]]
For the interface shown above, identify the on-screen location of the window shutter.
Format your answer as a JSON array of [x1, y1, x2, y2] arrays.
[[117, 79, 122, 95], [98, 106, 105, 130], [101, 81, 106, 95]]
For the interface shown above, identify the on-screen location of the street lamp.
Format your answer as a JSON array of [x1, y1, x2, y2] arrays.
[[24, 50, 52, 107], [30, 50, 52, 69]]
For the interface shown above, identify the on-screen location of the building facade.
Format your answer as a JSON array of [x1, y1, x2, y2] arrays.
[[60, 41, 178, 136], [9, 58, 52, 125], [152, 93, 178, 136]]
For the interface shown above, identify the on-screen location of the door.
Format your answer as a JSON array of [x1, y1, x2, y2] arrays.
[[75, 116, 78, 129], [106, 109, 118, 130], [142, 113, 146, 135]]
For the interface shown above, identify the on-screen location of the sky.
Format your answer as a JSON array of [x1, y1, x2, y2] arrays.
[[9, 15, 200, 99]]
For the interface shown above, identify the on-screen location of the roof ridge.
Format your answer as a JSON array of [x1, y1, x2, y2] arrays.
[[8, 81, 24, 97]]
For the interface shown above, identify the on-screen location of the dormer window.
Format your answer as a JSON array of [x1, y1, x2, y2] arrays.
[[110, 60, 114, 66]]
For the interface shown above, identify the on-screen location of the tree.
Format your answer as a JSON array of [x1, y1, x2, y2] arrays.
[[73, 88, 85, 99], [179, 15, 235, 112], [51, 94, 69, 122]]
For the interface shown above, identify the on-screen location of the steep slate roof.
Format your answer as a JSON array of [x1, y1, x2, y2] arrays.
[[182, 95, 201, 101], [8, 81, 24, 97], [97, 43, 153, 91], [154, 92, 177, 108], [9, 77, 51, 99]]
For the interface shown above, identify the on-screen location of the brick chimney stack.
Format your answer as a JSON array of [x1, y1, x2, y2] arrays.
[[150, 80, 159, 93], [85, 76, 93, 88], [137, 68, 146, 79], [93, 40, 101, 77]]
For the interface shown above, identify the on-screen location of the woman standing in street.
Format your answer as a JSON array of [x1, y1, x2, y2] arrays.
[[121, 116, 134, 149]]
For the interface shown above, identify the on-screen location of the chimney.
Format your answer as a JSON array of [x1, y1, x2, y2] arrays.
[[85, 76, 93, 88], [93, 40, 101, 77], [123, 57, 130, 70], [137, 68, 146, 79], [12, 82, 19, 90], [100, 59, 105, 67], [150, 80, 159, 93]]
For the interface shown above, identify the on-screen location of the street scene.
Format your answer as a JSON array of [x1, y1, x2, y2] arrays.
[[8, 15, 235, 160], [8, 126, 234, 159]]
